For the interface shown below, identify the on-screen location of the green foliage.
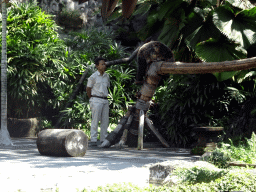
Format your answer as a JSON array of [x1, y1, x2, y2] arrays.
[[153, 74, 238, 147], [213, 5, 256, 49], [59, 6, 81, 19], [107, 66, 136, 124], [107, 0, 256, 80], [195, 37, 247, 63], [203, 132, 256, 168], [79, 169, 256, 192], [214, 171, 256, 192], [1, 1, 137, 133], [0, 1, 67, 118], [173, 166, 228, 184], [202, 145, 232, 168]]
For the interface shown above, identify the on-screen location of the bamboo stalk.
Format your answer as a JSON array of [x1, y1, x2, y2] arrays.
[[157, 57, 256, 74], [228, 162, 256, 168], [145, 117, 170, 148], [137, 110, 144, 150]]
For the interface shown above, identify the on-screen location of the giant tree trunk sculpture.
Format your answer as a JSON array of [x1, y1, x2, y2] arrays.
[[100, 41, 256, 149]]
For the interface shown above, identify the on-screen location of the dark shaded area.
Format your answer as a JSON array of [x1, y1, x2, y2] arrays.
[[7, 118, 38, 137], [225, 97, 256, 142]]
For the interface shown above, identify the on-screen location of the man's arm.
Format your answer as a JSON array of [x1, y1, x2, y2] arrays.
[[86, 87, 92, 98]]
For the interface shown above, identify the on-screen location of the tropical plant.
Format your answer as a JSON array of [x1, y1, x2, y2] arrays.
[[151, 73, 245, 147], [107, 65, 137, 123], [58, 26, 138, 129], [202, 132, 256, 168], [0, 1, 67, 119], [174, 166, 228, 184], [80, 169, 256, 191], [109, 0, 256, 75]]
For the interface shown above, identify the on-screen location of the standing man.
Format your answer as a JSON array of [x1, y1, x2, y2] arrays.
[[86, 57, 110, 146]]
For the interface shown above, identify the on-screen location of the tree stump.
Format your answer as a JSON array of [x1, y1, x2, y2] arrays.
[[37, 129, 88, 157]]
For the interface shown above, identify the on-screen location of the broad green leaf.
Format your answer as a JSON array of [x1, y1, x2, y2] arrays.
[[214, 71, 239, 81], [158, 18, 180, 47], [213, 6, 256, 49], [184, 11, 221, 50], [196, 37, 247, 81], [158, 0, 184, 21], [204, 0, 218, 6], [147, 10, 159, 27], [132, 1, 152, 16], [107, 8, 122, 22], [195, 37, 247, 62], [182, 11, 204, 38]]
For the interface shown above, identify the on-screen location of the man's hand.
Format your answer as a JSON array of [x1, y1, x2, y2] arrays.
[[86, 87, 92, 98]]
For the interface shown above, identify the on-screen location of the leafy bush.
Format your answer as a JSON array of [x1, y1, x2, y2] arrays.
[[151, 74, 239, 147], [79, 169, 256, 192], [1, 1, 137, 133], [0, 1, 67, 118], [58, 27, 138, 130], [203, 132, 256, 167], [202, 146, 232, 168], [173, 166, 228, 184]]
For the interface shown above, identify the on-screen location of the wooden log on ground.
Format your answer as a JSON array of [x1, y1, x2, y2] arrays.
[[228, 162, 256, 168], [37, 129, 88, 157]]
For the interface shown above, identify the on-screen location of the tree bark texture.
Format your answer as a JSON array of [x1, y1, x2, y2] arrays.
[[0, 0, 13, 146], [156, 57, 256, 74], [37, 129, 88, 157]]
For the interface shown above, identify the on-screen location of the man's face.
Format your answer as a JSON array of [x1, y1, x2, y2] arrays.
[[96, 60, 106, 73]]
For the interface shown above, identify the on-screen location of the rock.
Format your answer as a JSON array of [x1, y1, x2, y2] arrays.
[[148, 160, 219, 185], [149, 162, 175, 185], [200, 151, 213, 160]]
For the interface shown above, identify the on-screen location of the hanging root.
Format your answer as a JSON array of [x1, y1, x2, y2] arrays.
[[116, 115, 134, 149]]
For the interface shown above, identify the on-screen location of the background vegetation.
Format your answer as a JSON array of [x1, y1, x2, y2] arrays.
[[1, 0, 256, 146], [128, 0, 256, 147], [1, 1, 256, 190]]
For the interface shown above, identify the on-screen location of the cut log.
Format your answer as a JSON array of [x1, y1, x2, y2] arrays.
[[37, 129, 88, 157], [228, 162, 256, 168]]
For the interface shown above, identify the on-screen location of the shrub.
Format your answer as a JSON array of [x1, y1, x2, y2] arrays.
[[58, 27, 138, 130], [202, 132, 256, 167], [0, 1, 67, 118], [79, 168, 256, 192]]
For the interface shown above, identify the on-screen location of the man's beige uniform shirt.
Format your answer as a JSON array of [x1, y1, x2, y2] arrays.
[[87, 71, 110, 104]]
